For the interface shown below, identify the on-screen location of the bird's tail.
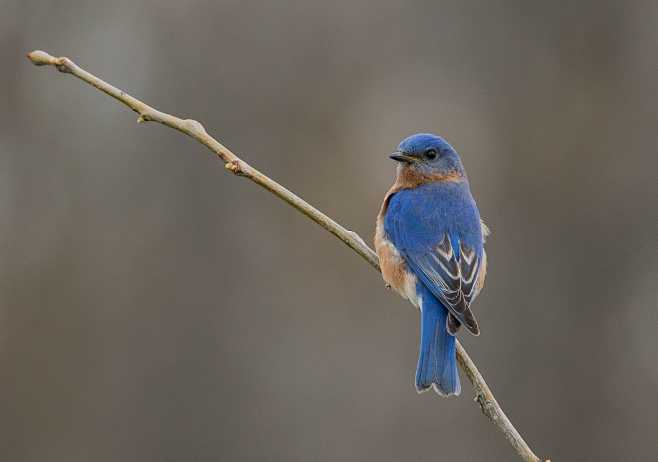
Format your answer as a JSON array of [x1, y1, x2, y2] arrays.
[[416, 287, 460, 396]]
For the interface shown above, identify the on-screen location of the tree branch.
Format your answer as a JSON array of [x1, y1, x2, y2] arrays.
[[26, 50, 548, 462]]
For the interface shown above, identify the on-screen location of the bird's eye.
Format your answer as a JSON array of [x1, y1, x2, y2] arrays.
[[425, 148, 438, 160]]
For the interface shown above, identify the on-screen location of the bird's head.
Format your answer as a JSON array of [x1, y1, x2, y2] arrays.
[[390, 133, 466, 182]]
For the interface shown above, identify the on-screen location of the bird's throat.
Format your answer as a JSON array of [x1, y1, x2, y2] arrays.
[[393, 165, 464, 191]]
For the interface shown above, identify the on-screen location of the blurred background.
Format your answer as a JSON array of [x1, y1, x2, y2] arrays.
[[1, 1, 657, 461]]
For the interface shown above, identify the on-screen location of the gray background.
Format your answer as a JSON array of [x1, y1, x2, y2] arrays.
[[2, 1, 657, 461]]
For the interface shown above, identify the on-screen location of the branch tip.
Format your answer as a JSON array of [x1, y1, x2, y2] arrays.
[[27, 50, 56, 66]]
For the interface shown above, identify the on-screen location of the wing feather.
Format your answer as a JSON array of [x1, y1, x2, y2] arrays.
[[405, 234, 481, 335]]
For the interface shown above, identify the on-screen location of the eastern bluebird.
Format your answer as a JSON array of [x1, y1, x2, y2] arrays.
[[375, 133, 489, 396]]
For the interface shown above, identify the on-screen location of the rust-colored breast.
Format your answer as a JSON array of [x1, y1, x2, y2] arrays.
[[374, 189, 419, 307]]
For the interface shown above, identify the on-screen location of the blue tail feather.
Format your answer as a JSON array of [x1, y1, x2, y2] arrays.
[[416, 284, 461, 396]]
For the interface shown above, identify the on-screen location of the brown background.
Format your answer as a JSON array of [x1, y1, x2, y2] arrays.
[[1, 1, 657, 461]]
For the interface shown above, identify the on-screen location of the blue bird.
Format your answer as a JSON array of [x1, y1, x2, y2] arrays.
[[375, 133, 489, 396]]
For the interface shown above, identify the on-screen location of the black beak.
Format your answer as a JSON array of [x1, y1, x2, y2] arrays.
[[389, 151, 417, 164]]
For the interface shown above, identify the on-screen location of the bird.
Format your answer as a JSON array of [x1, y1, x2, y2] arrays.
[[374, 133, 489, 396]]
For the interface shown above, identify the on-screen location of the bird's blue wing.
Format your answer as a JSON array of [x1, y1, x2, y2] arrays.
[[384, 183, 484, 335]]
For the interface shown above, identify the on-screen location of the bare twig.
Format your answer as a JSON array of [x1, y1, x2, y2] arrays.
[[27, 50, 548, 462]]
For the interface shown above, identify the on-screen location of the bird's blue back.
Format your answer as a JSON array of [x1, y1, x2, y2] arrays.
[[384, 181, 483, 262]]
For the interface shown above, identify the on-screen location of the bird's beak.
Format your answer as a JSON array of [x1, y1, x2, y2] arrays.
[[389, 151, 417, 164]]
